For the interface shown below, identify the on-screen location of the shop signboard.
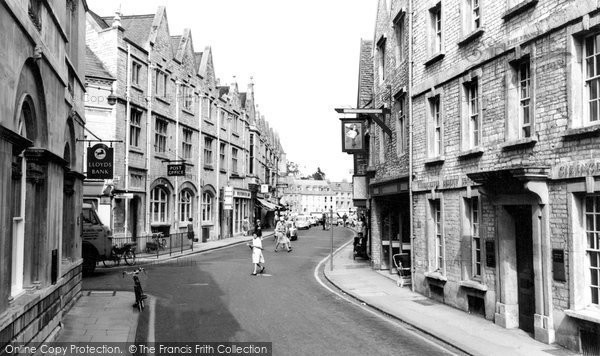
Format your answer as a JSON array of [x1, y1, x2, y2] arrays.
[[224, 186, 233, 210], [87, 143, 113, 179], [167, 164, 186, 176]]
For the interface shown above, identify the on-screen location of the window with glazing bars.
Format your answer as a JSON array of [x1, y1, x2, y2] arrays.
[[203, 137, 213, 165], [585, 195, 600, 304], [468, 79, 479, 147], [519, 61, 531, 137], [585, 34, 600, 124], [130, 110, 141, 147], [154, 118, 167, 153], [470, 197, 481, 278], [182, 128, 192, 159]]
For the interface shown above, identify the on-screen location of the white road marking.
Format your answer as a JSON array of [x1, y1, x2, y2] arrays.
[[148, 295, 156, 345], [313, 241, 459, 356]]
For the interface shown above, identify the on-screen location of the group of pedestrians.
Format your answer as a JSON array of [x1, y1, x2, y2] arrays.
[[247, 215, 297, 276]]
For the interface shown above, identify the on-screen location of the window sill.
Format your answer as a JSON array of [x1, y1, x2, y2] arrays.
[[458, 148, 484, 160], [501, 136, 537, 151], [459, 280, 488, 292], [502, 0, 539, 21], [156, 96, 171, 105], [182, 108, 194, 116], [131, 84, 144, 93], [203, 119, 214, 126], [565, 307, 600, 324], [129, 147, 144, 155], [424, 52, 445, 66], [232, 132, 240, 138], [231, 173, 244, 179], [457, 28, 485, 47], [424, 156, 445, 166], [425, 271, 447, 283], [201, 222, 214, 227], [154, 153, 169, 161], [221, 128, 227, 132], [220, 169, 227, 174], [561, 125, 600, 140], [203, 165, 214, 171]]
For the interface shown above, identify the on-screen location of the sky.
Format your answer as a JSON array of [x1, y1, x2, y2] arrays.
[[87, 0, 377, 182]]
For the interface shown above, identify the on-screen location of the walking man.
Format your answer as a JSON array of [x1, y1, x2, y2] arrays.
[[187, 218, 195, 241], [322, 212, 327, 230]]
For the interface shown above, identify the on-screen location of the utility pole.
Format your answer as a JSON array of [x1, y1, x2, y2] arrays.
[[330, 207, 334, 271]]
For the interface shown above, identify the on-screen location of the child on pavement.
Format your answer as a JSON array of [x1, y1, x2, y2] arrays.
[[247, 231, 265, 276]]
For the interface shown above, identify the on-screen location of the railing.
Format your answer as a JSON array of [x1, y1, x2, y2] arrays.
[[111, 232, 194, 259]]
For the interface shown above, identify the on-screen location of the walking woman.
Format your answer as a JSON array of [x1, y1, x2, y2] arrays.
[[274, 217, 292, 252], [247, 231, 265, 275]]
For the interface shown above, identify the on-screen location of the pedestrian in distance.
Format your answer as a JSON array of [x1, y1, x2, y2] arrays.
[[254, 219, 262, 238], [247, 231, 265, 276], [342, 213, 348, 227], [242, 216, 250, 236], [187, 218, 195, 241], [274, 217, 292, 253], [322, 212, 327, 230]]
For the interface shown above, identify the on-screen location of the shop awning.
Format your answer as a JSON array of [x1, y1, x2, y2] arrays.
[[256, 198, 278, 211]]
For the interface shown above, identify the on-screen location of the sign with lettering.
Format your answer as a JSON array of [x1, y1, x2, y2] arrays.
[[224, 186, 233, 210], [260, 184, 269, 194], [233, 189, 251, 199], [413, 175, 475, 191], [87, 144, 113, 179], [552, 159, 600, 180], [167, 164, 186, 176]]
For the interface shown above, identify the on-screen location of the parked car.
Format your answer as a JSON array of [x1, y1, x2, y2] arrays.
[[308, 216, 317, 226], [287, 221, 298, 241], [310, 212, 323, 225], [295, 215, 311, 229]]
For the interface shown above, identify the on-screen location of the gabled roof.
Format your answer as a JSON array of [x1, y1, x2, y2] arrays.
[[85, 46, 114, 80], [88, 9, 109, 29], [170, 35, 182, 58], [194, 52, 203, 71], [99, 13, 155, 47]]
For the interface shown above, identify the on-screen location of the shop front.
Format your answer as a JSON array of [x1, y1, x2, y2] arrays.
[[233, 189, 251, 235]]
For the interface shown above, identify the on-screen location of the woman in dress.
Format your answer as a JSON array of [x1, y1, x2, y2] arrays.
[[274, 217, 292, 252], [248, 231, 265, 276]]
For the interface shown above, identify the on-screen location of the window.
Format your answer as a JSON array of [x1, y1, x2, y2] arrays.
[[430, 3, 443, 54], [220, 142, 226, 170], [202, 191, 213, 223], [585, 35, 600, 124], [131, 61, 142, 86], [465, 0, 480, 33], [395, 95, 406, 155], [519, 62, 532, 138], [232, 115, 239, 133], [150, 187, 168, 223], [182, 85, 193, 110], [201, 97, 211, 121], [203, 137, 213, 166], [393, 13, 405, 64], [377, 37, 386, 83], [431, 199, 444, 271], [182, 128, 192, 159], [154, 118, 167, 153], [130, 110, 141, 147], [179, 190, 193, 222], [466, 196, 481, 279], [466, 79, 480, 147], [249, 134, 255, 174], [220, 110, 227, 129], [429, 95, 443, 157], [232, 147, 239, 173], [585, 195, 600, 304], [130, 173, 144, 188], [154, 69, 168, 98]]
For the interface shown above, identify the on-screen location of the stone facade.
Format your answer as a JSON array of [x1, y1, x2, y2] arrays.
[[84, 6, 284, 243], [281, 179, 352, 215], [0, 0, 88, 347], [352, 0, 600, 352]]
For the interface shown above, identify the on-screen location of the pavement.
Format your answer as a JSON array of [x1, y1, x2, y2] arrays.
[[323, 241, 578, 356], [56, 230, 274, 344]]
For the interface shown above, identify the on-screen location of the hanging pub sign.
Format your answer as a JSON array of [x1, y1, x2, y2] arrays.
[[341, 119, 365, 153], [87, 143, 113, 179], [167, 164, 186, 176]]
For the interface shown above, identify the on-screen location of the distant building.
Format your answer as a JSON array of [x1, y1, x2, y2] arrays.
[[1, 0, 88, 345], [281, 179, 352, 214]]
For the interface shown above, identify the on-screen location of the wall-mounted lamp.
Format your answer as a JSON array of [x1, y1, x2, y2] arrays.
[[85, 82, 117, 106]]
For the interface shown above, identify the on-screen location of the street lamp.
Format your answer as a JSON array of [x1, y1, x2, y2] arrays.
[[85, 83, 117, 106]]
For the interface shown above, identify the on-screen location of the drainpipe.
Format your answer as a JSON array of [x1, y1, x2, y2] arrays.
[[408, 0, 415, 292], [124, 44, 131, 237], [145, 63, 154, 234], [175, 80, 181, 233], [196, 92, 203, 238], [216, 104, 221, 239]]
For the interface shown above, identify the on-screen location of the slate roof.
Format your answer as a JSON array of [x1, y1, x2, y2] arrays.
[[218, 86, 230, 98], [85, 46, 114, 80], [100, 14, 155, 47]]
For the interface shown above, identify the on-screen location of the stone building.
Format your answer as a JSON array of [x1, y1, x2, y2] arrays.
[[1, 0, 88, 345], [280, 179, 352, 215], [344, 0, 600, 352], [84, 6, 284, 242]]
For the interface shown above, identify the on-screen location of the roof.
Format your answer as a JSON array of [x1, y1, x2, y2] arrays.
[[170, 35, 182, 57], [85, 46, 114, 80], [88, 9, 109, 29], [218, 86, 230, 98], [101, 14, 155, 47], [239, 92, 247, 108]]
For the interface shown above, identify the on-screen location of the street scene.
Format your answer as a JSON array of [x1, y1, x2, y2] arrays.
[[2, 0, 600, 355]]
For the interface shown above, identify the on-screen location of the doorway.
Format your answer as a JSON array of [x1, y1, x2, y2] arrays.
[[506, 205, 535, 333], [129, 197, 138, 239]]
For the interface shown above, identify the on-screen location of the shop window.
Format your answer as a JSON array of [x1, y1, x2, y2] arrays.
[[585, 195, 600, 304], [150, 186, 168, 223]]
